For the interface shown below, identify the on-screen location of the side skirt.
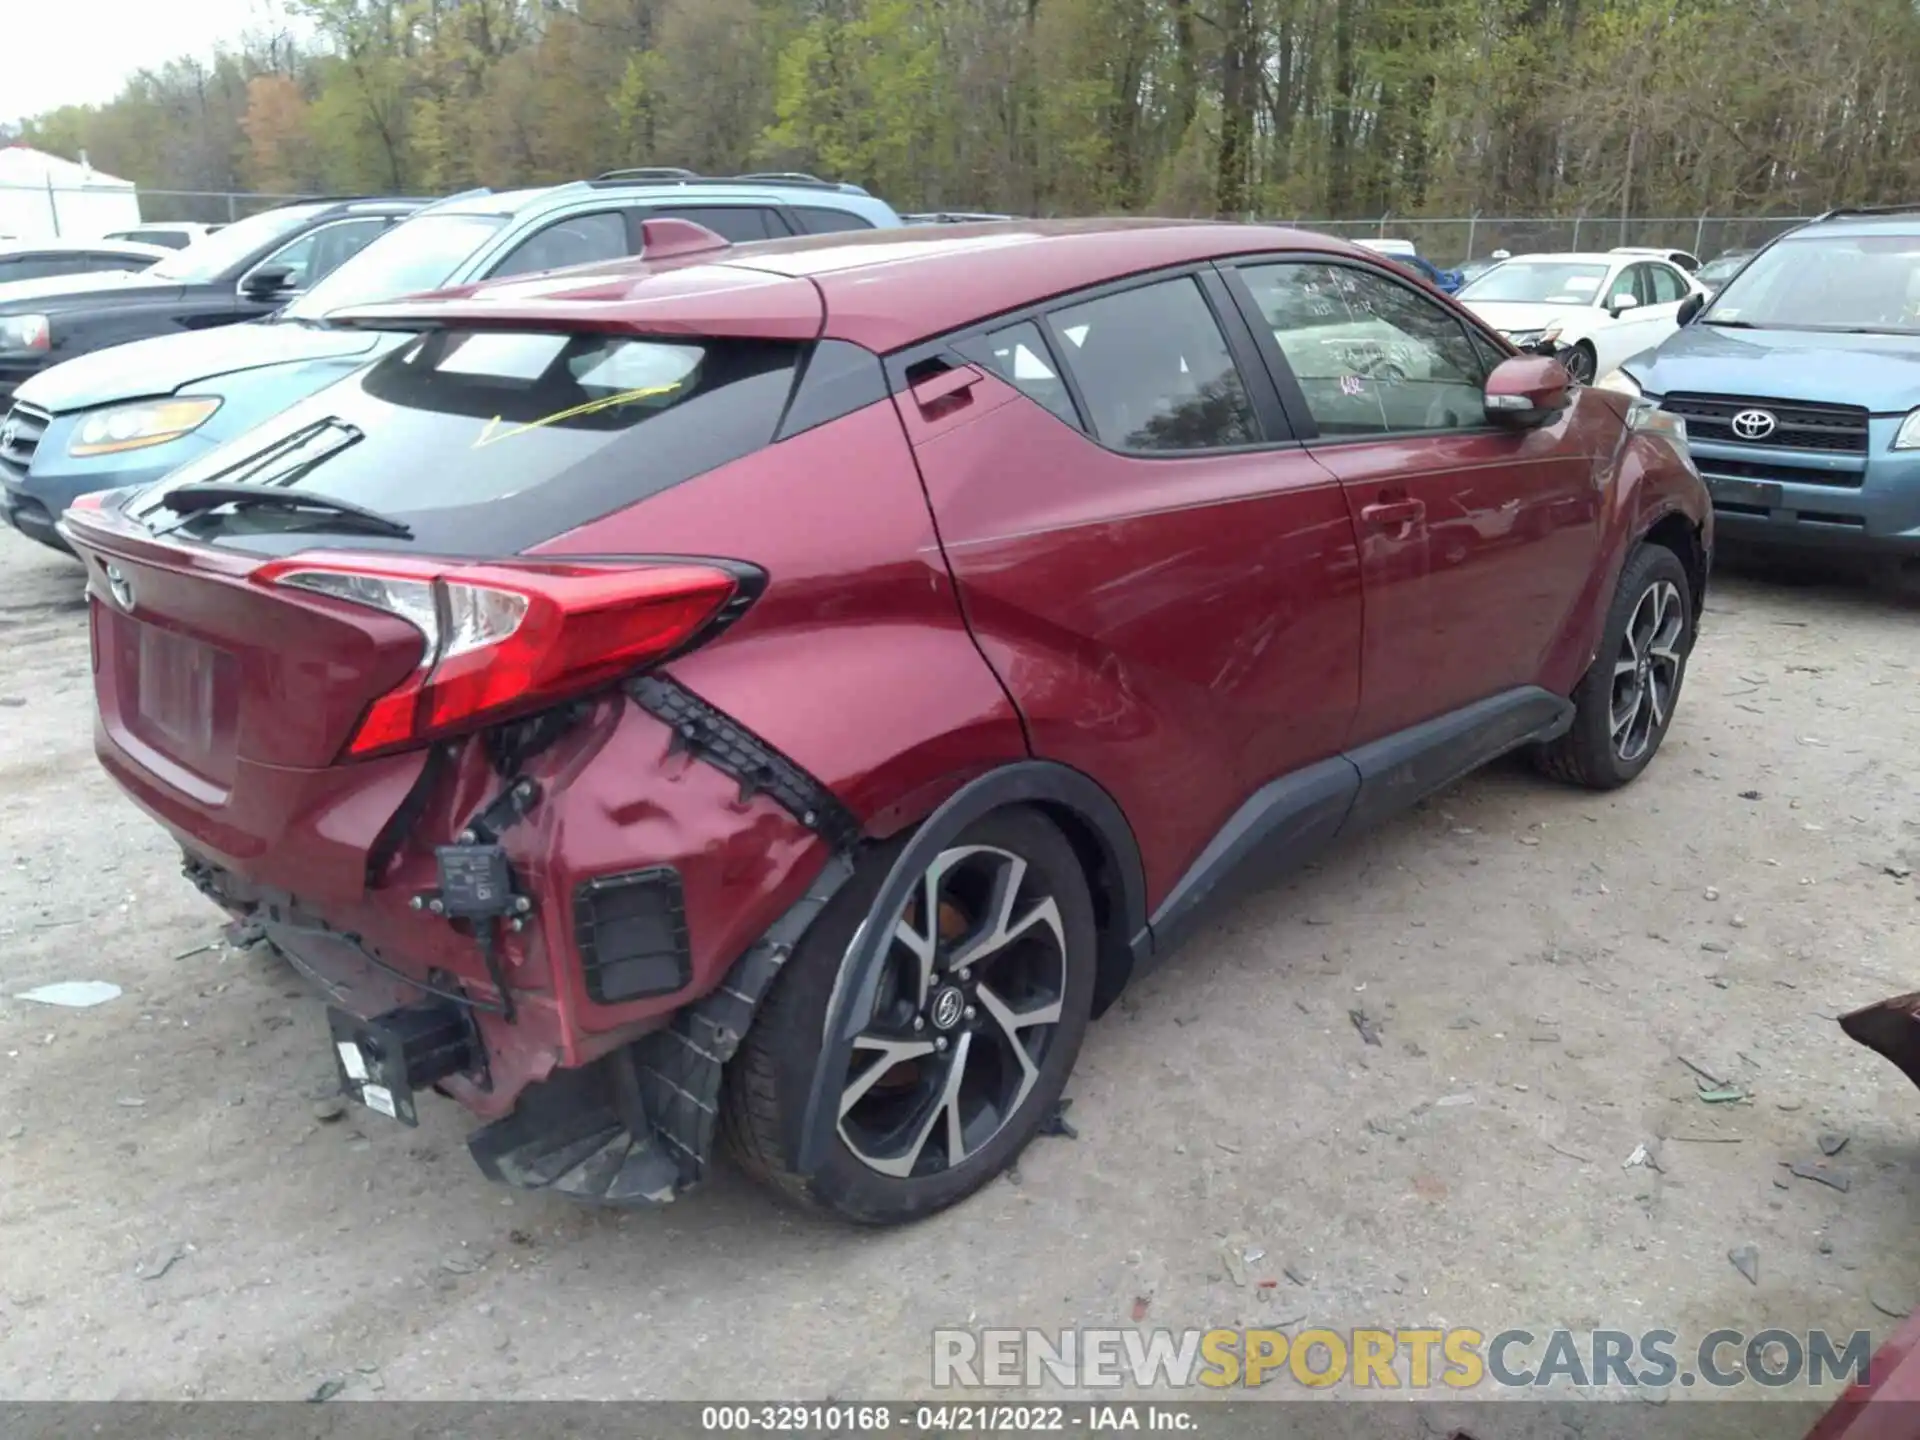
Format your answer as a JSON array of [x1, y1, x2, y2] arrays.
[[1141, 686, 1572, 973]]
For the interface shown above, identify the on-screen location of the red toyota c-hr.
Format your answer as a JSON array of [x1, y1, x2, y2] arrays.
[[62, 218, 1709, 1224]]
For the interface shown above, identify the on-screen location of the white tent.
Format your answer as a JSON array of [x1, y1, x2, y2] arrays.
[[0, 146, 142, 241]]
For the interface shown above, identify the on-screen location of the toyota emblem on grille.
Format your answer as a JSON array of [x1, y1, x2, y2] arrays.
[[1730, 408, 1778, 440], [104, 563, 135, 611]]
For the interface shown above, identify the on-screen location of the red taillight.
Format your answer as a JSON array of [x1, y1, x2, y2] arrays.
[[67, 492, 106, 513], [253, 554, 745, 759]]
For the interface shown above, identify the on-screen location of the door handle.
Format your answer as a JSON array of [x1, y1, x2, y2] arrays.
[[1360, 498, 1425, 528], [909, 363, 986, 415]]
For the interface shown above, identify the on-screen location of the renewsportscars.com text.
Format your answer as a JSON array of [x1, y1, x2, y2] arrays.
[[933, 1326, 1874, 1391]]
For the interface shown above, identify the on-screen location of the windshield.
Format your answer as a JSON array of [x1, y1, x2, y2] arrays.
[[1460, 261, 1610, 306], [1704, 234, 1920, 332], [147, 205, 328, 283], [283, 213, 506, 320]]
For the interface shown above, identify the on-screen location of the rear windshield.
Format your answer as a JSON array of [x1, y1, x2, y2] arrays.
[[129, 328, 803, 554]]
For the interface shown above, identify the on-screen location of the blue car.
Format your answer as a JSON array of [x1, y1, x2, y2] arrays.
[[1597, 207, 1920, 566], [0, 170, 902, 552]]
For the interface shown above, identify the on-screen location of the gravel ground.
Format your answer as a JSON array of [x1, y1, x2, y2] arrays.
[[0, 528, 1916, 1410]]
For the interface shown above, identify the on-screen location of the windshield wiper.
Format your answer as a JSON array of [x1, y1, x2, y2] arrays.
[[1700, 317, 1756, 328], [153, 482, 413, 539]]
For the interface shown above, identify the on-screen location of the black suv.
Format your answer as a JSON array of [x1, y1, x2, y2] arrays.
[[0, 197, 424, 402]]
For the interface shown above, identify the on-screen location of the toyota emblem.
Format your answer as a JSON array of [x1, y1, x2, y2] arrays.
[[104, 562, 135, 611], [1730, 408, 1777, 441], [930, 985, 966, 1032]]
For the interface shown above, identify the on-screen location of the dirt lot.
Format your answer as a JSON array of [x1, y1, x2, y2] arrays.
[[0, 526, 1916, 1407]]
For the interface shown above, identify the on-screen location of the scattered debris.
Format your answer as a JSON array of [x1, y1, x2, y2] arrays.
[[1038, 1098, 1078, 1140], [440, 1250, 490, 1276], [1704, 887, 1721, 901], [1547, 1141, 1593, 1163], [1868, 1284, 1913, 1320], [15, 981, 121, 1009], [115, 1097, 147, 1109], [1243, 1246, 1266, 1263], [1730, 915, 1748, 929], [1435, 1093, 1475, 1108], [1678, 1056, 1731, 1088], [171, 941, 221, 962], [1130, 1296, 1151, 1323], [1221, 1244, 1249, 1288], [309, 1378, 346, 1403], [1887, 864, 1913, 880], [1776, 1099, 1804, 1113], [1283, 1266, 1309, 1287], [1789, 1161, 1851, 1192], [133, 1243, 187, 1282], [1348, 1009, 1383, 1047], [312, 1098, 346, 1124], [1739, 790, 1763, 801], [1700, 940, 1730, 954], [1623, 1142, 1663, 1172], [4, 1125, 22, 1141], [1729, 1245, 1760, 1286], [1696, 1086, 1746, 1104], [1819, 1239, 1834, 1256], [1818, 1131, 1851, 1157]]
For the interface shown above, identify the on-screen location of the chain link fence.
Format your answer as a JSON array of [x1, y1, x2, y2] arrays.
[[1281, 215, 1820, 266], [3, 180, 1826, 261]]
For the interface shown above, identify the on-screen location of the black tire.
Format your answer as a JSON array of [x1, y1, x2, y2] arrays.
[[1562, 341, 1597, 385], [721, 806, 1097, 1224], [1533, 543, 1693, 790]]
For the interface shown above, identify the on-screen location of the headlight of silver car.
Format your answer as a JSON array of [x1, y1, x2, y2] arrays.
[[1595, 369, 1642, 398], [69, 397, 222, 458], [1893, 408, 1920, 451]]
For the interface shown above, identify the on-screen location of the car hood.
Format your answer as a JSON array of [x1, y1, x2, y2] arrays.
[[1460, 300, 1590, 333], [1625, 324, 1920, 412], [0, 268, 172, 313], [17, 321, 388, 413]]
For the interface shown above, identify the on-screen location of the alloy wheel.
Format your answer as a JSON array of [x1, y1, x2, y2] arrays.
[[837, 845, 1068, 1179], [1609, 578, 1685, 763]]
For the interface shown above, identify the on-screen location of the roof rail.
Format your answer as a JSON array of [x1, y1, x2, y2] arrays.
[[594, 167, 700, 183], [1811, 203, 1920, 222], [584, 167, 868, 195]]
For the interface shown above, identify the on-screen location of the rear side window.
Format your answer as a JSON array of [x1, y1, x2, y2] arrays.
[[1045, 277, 1260, 452], [1648, 265, 1687, 304], [134, 329, 805, 555], [954, 321, 1079, 427], [654, 207, 790, 242], [791, 206, 874, 235]]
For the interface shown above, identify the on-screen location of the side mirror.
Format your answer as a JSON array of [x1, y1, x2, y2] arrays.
[[1608, 292, 1641, 317], [1676, 292, 1706, 326], [241, 264, 294, 299], [1485, 355, 1573, 428]]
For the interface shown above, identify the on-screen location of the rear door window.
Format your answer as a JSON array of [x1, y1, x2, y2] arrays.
[[487, 211, 631, 278], [131, 329, 805, 555], [1044, 276, 1261, 452], [1648, 264, 1687, 304]]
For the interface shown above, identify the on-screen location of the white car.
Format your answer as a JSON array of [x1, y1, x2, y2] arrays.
[[1611, 245, 1702, 274], [101, 222, 222, 251], [1457, 251, 1703, 384]]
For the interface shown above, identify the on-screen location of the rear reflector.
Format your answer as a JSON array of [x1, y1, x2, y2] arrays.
[[253, 554, 745, 759]]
